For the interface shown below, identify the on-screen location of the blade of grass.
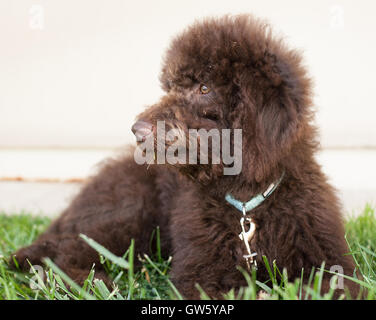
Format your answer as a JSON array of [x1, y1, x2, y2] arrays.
[[43, 258, 96, 300], [143, 254, 183, 300], [79, 234, 129, 269], [127, 239, 135, 299]]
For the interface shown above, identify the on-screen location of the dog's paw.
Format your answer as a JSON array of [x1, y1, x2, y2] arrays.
[[8, 241, 57, 271]]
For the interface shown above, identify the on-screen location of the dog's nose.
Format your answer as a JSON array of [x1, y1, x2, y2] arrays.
[[131, 120, 154, 142]]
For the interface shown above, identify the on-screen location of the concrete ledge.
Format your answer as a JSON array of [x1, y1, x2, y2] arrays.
[[0, 148, 375, 217]]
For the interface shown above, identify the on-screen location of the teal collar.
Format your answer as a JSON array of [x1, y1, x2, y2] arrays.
[[225, 172, 285, 213]]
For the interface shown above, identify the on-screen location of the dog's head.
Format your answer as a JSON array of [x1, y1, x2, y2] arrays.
[[132, 14, 314, 185]]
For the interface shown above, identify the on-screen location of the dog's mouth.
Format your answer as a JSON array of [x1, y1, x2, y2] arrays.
[[132, 119, 183, 164], [131, 119, 236, 182], [131, 120, 155, 143]]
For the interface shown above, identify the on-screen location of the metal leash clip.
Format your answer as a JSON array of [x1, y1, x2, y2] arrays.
[[239, 205, 258, 270]]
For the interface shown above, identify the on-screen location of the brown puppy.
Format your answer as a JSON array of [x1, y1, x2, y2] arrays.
[[10, 14, 359, 299]]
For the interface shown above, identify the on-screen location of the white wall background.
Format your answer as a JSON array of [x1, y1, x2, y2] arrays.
[[1, 0, 376, 149]]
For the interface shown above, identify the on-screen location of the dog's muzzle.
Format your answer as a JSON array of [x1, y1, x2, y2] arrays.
[[131, 120, 154, 142]]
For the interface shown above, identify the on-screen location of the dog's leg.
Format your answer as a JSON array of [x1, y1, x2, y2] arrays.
[[169, 243, 247, 299], [9, 154, 170, 286], [168, 207, 247, 299]]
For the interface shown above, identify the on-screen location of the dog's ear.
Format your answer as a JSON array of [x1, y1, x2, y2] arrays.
[[234, 54, 313, 182]]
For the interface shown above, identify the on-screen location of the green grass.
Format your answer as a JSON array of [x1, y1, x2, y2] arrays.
[[0, 206, 375, 300]]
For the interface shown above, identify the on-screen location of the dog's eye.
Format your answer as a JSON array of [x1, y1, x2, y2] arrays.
[[199, 84, 210, 94], [203, 110, 219, 121]]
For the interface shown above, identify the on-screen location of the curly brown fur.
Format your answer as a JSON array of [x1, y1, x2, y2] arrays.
[[10, 14, 360, 299]]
